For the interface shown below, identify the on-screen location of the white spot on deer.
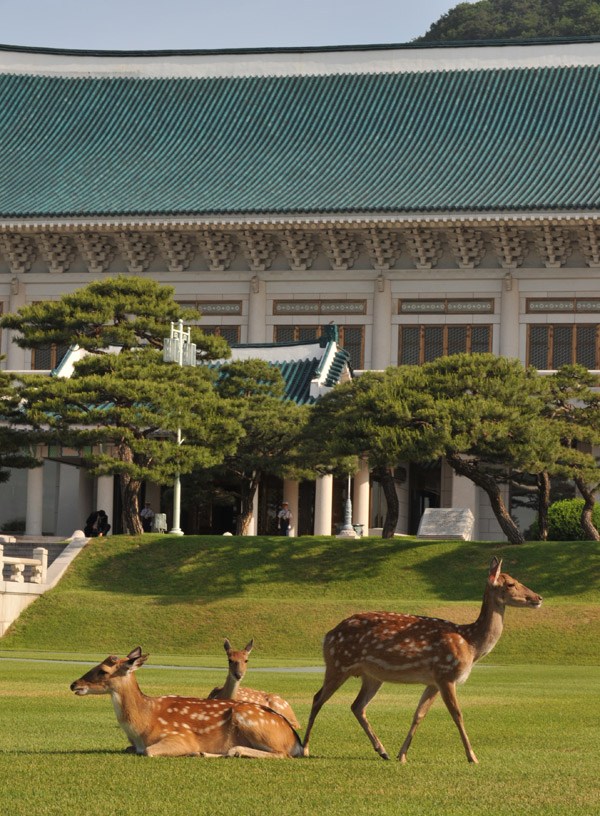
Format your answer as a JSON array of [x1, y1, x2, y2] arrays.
[[158, 717, 168, 725]]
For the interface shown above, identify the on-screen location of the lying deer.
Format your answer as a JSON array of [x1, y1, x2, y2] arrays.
[[70, 647, 303, 758], [302, 557, 542, 763], [208, 638, 300, 729]]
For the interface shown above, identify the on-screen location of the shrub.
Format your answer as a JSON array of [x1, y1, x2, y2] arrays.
[[530, 498, 600, 541]]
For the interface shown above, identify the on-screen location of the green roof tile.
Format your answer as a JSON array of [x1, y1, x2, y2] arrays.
[[0, 65, 599, 217]]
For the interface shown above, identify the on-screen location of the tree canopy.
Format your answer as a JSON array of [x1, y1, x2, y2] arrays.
[[417, 0, 600, 42]]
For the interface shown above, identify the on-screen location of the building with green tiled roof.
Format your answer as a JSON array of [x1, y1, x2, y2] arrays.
[[0, 36, 599, 539]]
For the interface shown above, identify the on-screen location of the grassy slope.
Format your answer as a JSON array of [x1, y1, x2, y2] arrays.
[[1, 535, 598, 663]]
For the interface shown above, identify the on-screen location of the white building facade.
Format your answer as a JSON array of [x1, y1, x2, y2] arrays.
[[0, 38, 599, 538]]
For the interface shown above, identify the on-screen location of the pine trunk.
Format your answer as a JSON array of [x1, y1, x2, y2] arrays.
[[446, 454, 524, 544], [236, 474, 259, 535], [574, 476, 600, 541], [372, 465, 399, 539], [537, 470, 551, 541], [117, 444, 143, 535]]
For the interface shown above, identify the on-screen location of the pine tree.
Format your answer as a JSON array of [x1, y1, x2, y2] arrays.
[[1, 277, 236, 533], [19, 348, 241, 534], [214, 359, 310, 535]]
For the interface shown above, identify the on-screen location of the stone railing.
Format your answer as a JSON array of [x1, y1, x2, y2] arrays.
[[0, 544, 48, 584], [0, 531, 88, 636]]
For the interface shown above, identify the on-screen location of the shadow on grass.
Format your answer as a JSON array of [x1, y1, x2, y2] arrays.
[[402, 539, 598, 601], [80, 535, 599, 605], [83, 535, 399, 602]]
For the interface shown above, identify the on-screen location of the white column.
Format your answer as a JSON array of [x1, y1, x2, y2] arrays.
[[96, 475, 114, 534], [449, 462, 479, 540], [247, 276, 267, 343], [314, 474, 333, 536], [283, 478, 299, 537], [371, 274, 392, 369], [25, 465, 44, 536], [78, 468, 94, 524], [499, 272, 520, 359], [353, 459, 370, 533]]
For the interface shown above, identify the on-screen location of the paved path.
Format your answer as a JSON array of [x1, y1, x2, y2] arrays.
[[0, 656, 323, 672]]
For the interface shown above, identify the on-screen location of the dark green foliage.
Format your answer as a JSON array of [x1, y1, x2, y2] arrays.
[[417, 0, 600, 42], [529, 498, 600, 540]]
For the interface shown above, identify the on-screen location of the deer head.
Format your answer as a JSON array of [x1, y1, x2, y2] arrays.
[[224, 638, 254, 682], [70, 647, 148, 695], [487, 557, 543, 609]]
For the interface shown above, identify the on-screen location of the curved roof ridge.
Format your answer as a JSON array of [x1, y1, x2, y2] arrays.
[[1, 34, 600, 58]]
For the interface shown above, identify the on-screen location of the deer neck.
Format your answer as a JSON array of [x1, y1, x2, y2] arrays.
[[222, 671, 241, 699], [461, 585, 506, 661], [109, 674, 153, 749]]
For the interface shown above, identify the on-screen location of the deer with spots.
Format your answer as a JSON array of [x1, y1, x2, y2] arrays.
[[208, 638, 300, 729], [302, 557, 542, 763], [70, 647, 303, 758]]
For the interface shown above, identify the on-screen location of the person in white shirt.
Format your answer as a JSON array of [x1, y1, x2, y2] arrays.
[[277, 502, 292, 536]]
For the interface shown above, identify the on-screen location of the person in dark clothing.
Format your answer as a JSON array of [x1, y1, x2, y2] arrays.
[[84, 510, 111, 537]]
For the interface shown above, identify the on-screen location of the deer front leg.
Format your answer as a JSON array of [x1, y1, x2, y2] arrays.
[[350, 676, 388, 759], [303, 670, 349, 756], [397, 684, 438, 763], [438, 681, 478, 764]]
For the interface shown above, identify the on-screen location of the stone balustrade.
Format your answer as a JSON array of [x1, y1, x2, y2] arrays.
[[0, 544, 48, 584]]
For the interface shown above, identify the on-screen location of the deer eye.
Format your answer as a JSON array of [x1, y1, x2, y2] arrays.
[[505, 582, 515, 588]]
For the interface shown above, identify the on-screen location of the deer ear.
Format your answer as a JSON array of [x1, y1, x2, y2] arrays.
[[488, 557, 503, 585], [127, 647, 143, 660], [126, 652, 148, 673], [244, 639, 254, 654], [224, 639, 232, 652]]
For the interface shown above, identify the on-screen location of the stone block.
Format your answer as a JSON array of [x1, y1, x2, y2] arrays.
[[417, 508, 475, 541]]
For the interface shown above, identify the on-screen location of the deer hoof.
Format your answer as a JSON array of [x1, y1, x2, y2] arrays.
[[380, 752, 390, 760]]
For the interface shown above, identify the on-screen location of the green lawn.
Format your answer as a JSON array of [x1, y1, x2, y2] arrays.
[[0, 535, 598, 815], [0, 658, 598, 816]]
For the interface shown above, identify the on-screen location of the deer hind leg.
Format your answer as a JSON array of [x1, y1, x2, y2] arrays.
[[397, 684, 438, 763], [144, 734, 201, 757], [350, 675, 388, 759], [302, 669, 350, 756], [438, 681, 478, 764], [226, 746, 289, 759]]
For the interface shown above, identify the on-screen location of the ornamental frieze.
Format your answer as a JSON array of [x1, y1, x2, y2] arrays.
[[0, 222, 599, 275]]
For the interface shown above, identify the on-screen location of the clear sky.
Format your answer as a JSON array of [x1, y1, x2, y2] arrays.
[[0, 0, 475, 51]]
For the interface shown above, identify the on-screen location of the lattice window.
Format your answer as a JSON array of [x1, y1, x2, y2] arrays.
[[201, 325, 241, 345], [32, 344, 70, 370], [528, 325, 600, 369], [399, 325, 492, 365]]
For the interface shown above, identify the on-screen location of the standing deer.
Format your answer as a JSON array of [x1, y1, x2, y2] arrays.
[[70, 647, 303, 758], [302, 557, 542, 763], [208, 638, 300, 729]]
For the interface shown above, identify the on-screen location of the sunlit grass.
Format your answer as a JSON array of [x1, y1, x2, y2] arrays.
[[0, 660, 598, 816]]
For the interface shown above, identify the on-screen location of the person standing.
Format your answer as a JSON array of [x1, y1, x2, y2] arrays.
[[277, 501, 292, 536], [140, 502, 155, 532]]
